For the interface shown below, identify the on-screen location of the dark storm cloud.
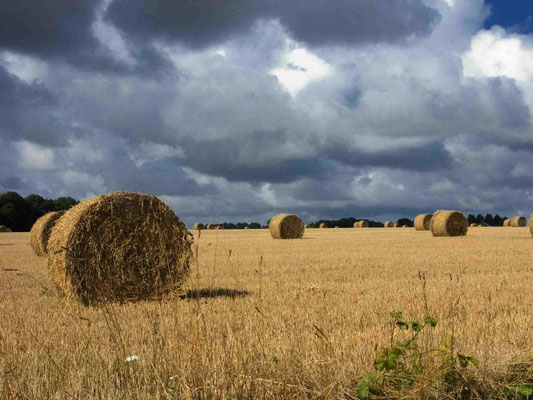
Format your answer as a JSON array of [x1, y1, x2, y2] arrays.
[[0, 66, 62, 145], [324, 142, 453, 171], [106, 0, 441, 49], [0, 0, 97, 56]]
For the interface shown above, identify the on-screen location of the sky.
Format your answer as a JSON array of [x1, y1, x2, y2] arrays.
[[1, 0, 533, 227]]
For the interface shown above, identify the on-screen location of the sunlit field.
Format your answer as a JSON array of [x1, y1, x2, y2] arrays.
[[1, 228, 532, 399]]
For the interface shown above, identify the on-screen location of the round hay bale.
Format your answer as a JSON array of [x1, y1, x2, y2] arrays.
[[503, 219, 510, 227], [359, 220, 369, 228], [193, 223, 204, 230], [401, 225, 410, 228], [414, 214, 432, 231], [215, 225, 224, 230], [269, 214, 304, 239], [0, 225, 12, 232], [334, 226, 339, 229], [244, 226, 250, 230], [384, 221, 394, 228], [469, 223, 478, 227], [47, 192, 192, 305], [394, 223, 400, 228], [510, 216, 526, 227], [319, 223, 327, 229], [30, 211, 66, 256], [430, 210, 468, 237], [529, 215, 533, 237], [206, 224, 215, 230]]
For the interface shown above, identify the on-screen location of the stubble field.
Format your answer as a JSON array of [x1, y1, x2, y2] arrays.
[[0, 227, 532, 399]]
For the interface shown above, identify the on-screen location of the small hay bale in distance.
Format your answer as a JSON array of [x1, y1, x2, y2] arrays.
[[470, 223, 478, 227], [319, 223, 327, 228], [503, 219, 510, 227], [47, 192, 193, 305], [510, 216, 526, 227], [394, 223, 400, 228], [0, 225, 12, 232], [359, 220, 369, 228], [430, 210, 468, 237], [269, 214, 305, 239], [215, 225, 223, 230], [244, 226, 250, 230], [193, 222, 204, 230], [206, 224, 215, 230], [30, 211, 66, 256], [529, 215, 533, 237], [384, 221, 394, 228], [401, 225, 410, 228], [414, 214, 433, 231]]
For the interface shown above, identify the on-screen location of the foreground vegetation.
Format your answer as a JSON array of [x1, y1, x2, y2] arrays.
[[0, 228, 531, 399]]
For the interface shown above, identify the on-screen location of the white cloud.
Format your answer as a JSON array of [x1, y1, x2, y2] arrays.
[[462, 26, 533, 81], [14, 141, 56, 171], [271, 40, 332, 96], [0, 51, 48, 83]]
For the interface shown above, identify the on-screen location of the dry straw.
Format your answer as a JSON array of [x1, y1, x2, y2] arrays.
[[354, 220, 369, 228], [530, 215, 533, 237], [30, 211, 66, 257], [510, 216, 526, 227], [430, 210, 468, 237], [269, 214, 304, 239], [206, 224, 215, 230], [244, 226, 250, 230], [503, 219, 511, 227], [319, 223, 327, 228], [193, 223, 204, 230], [414, 214, 432, 231], [394, 223, 400, 228], [0, 225, 11, 232], [384, 221, 394, 228], [470, 223, 478, 227], [402, 225, 410, 228], [47, 192, 193, 305]]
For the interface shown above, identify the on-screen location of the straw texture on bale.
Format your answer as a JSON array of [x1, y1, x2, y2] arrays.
[[354, 220, 369, 228], [319, 223, 327, 228], [430, 210, 468, 237], [402, 225, 410, 228], [244, 226, 250, 230], [47, 192, 193, 305], [0, 225, 11, 232], [269, 214, 304, 239], [30, 211, 66, 256], [384, 221, 394, 228], [193, 223, 204, 230], [470, 223, 478, 227], [414, 214, 432, 231], [206, 224, 215, 230], [394, 223, 400, 227], [510, 216, 526, 227], [216, 226, 223, 230], [503, 219, 510, 227], [529, 215, 533, 237]]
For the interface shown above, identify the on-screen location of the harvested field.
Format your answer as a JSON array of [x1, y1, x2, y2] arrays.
[[0, 228, 532, 399]]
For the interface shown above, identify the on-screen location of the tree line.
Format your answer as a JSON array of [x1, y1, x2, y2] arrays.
[[0, 192, 78, 232]]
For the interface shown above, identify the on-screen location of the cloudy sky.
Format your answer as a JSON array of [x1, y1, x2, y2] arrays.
[[1, 0, 533, 226]]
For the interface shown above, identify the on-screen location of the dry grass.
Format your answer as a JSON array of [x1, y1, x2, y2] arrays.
[[0, 228, 532, 399]]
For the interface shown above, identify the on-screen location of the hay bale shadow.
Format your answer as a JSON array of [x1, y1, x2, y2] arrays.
[[180, 288, 249, 300]]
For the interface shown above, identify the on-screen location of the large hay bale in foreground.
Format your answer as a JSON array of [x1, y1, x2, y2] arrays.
[[414, 214, 432, 231], [510, 216, 526, 227], [0, 225, 12, 232], [193, 223, 204, 230], [30, 211, 66, 256], [503, 219, 510, 227], [384, 221, 394, 228], [319, 223, 327, 229], [47, 192, 192, 305], [430, 210, 468, 237], [269, 214, 304, 239]]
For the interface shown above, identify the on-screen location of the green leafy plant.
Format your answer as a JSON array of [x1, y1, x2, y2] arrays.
[[356, 312, 479, 399]]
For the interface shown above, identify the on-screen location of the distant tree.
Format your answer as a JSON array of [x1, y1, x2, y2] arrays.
[[397, 218, 413, 227], [249, 222, 261, 229], [475, 214, 484, 224], [493, 214, 505, 226], [467, 214, 476, 224], [484, 214, 494, 226]]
